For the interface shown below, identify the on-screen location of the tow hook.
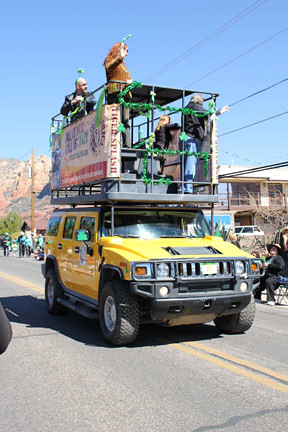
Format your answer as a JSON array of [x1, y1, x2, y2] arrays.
[[203, 300, 212, 309]]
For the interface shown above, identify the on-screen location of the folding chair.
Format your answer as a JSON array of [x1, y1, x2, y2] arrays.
[[276, 276, 288, 305]]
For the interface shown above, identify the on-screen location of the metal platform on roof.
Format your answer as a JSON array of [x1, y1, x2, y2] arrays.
[[51, 193, 218, 206], [130, 84, 219, 107], [51, 178, 219, 206]]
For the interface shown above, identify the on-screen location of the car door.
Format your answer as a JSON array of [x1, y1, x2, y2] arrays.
[[57, 215, 77, 289], [72, 213, 101, 299]]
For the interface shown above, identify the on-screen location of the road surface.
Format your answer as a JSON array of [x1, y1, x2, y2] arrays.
[[0, 254, 287, 431]]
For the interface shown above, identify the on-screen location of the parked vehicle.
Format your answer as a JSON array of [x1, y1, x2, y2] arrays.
[[235, 225, 264, 236]]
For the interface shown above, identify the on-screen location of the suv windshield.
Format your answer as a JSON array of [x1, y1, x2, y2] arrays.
[[101, 209, 211, 239]]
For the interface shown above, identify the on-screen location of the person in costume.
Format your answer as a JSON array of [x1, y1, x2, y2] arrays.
[[60, 77, 96, 123], [104, 42, 132, 147]]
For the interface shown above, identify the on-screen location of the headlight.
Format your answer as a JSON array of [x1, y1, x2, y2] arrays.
[[235, 260, 245, 275], [157, 263, 170, 278]]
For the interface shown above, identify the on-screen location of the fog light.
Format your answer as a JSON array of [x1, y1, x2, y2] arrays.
[[159, 286, 169, 297], [240, 282, 248, 292]]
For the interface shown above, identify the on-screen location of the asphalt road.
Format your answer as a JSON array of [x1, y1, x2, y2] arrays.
[[0, 253, 287, 432]]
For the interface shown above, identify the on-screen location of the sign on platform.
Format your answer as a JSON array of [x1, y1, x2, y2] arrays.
[[51, 105, 121, 189]]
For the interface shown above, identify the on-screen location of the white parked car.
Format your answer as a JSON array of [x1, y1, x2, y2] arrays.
[[234, 225, 264, 236]]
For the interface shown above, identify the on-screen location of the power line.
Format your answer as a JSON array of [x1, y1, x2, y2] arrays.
[[219, 149, 262, 166], [142, 0, 267, 83], [218, 110, 288, 137], [218, 161, 288, 179], [186, 26, 288, 87], [228, 76, 288, 107]]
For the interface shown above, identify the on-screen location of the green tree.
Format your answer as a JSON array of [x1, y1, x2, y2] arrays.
[[0, 212, 23, 235]]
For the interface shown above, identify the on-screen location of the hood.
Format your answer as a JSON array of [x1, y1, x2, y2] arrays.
[[100, 236, 250, 261]]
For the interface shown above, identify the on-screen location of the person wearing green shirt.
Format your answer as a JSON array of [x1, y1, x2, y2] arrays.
[[3, 233, 11, 257]]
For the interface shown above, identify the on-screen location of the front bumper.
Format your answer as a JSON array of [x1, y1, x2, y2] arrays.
[[150, 293, 252, 321]]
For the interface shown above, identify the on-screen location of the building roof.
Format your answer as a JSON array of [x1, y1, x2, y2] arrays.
[[219, 165, 288, 182]]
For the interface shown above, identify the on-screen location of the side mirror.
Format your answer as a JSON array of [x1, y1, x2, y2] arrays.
[[75, 229, 90, 242]]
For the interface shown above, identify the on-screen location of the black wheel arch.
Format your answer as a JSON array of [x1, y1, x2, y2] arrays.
[[45, 255, 64, 289]]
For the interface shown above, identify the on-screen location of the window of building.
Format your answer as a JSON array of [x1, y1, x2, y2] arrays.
[[268, 183, 283, 205], [230, 183, 260, 205]]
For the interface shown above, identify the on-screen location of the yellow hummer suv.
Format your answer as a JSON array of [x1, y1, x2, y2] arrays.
[[46, 81, 263, 345], [44, 205, 262, 345]]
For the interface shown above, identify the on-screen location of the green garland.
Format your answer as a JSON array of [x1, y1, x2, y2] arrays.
[[52, 103, 84, 148], [116, 81, 214, 185], [117, 81, 216, 117], [138, 134, 210, 186]]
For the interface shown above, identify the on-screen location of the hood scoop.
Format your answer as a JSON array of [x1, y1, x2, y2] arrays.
[[163, 246, 221, 256]]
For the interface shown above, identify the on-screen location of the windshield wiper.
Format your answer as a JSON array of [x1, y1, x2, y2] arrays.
[[115, 234, 140, 238], [160, 235, 189, 238]]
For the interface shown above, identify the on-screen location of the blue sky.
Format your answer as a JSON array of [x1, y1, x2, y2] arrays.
[[1, 0, 287, 167]]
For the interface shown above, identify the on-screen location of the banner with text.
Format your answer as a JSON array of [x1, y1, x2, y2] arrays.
[[51, 105, 120, 189]]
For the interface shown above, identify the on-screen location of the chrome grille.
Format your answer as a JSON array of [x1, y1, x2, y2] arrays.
[[177, 260, 233, 280]]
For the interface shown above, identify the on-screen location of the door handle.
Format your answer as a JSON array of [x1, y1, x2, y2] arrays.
[[58, 243, 62, 250], [75, 246, 79, 253]]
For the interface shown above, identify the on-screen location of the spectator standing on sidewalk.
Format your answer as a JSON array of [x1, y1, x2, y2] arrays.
[[25, 234, 33, 257], [3, 233, 11, 256], [17, 232, 26, 258], [229, 232, 240, 249], [11, 240, 18, 257], [37, 234, 44, 249]]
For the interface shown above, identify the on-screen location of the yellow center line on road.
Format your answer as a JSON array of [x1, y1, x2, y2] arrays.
[[148, 332, 288, 394], [170, 342, 288, 394], [1, 269, 287, 394], [186, 341, 288, 383], [0, 271, 44, 294]]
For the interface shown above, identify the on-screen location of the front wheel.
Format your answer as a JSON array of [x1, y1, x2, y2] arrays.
[[45, 269, 67, 315], [214, 297, 255, 334], [99, 280, 140, 346]]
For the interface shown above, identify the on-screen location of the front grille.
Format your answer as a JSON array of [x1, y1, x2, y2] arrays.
[[177, 260, 233, 280]]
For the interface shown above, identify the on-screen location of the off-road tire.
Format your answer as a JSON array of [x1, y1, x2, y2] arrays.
[[214, 296, 255, 334], [45, 269, 67, 315], [99, 280, 140, 346]]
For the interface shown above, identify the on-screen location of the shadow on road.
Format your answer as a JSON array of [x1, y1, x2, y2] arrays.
[[1, 294, 223, 349]]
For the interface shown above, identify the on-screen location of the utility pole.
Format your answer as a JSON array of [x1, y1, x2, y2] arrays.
[[31, 150, 35, 235]]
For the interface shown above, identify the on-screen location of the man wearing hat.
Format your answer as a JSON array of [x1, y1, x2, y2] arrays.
[[254, 244, 285, 305]]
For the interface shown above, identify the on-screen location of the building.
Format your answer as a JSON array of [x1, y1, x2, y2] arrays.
[[215, 165, 288, 228]]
